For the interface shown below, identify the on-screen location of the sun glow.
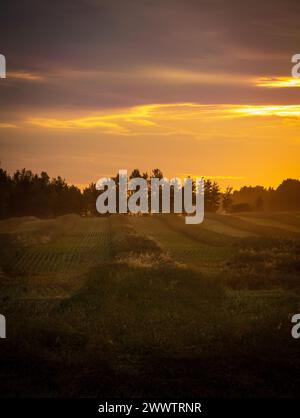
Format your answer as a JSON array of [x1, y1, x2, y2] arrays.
[[230, 105, 300, 118], [256, 77, 300, 88]]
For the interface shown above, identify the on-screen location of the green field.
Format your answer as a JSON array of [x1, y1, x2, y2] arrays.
[[0, 212, 300, 397]]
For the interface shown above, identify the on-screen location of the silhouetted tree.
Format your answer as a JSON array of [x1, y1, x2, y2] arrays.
[[255, 196, 264, 211], [222, 186, 233, 212], [1, 164, 299, 217], [204, 179, 221, 212], [0, 167, 12, 218], [275, 179, 300, 210], [82, 183, 98, 215]]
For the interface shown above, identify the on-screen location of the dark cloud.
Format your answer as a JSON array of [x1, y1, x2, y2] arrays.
[[1, 1, 300, 112]]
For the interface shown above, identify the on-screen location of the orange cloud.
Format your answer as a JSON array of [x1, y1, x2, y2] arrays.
[[28, 116, 129, 133], [8, 71, 44, 81], [0, 123, 17, 128], [255, 77, 300, 88], [138, 67, 253, 85], [230, 105, 300, 118], [26, 103, 300, 135]]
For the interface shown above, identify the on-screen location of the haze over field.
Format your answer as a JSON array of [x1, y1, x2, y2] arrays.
[[1, 0, 300, 189]]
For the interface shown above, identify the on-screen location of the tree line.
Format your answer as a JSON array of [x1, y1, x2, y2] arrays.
[[225, 179, 300, 212], [0, 166, 299, 218]]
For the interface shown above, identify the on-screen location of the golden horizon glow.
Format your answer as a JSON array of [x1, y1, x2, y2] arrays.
[[2, 102, 299, 190]]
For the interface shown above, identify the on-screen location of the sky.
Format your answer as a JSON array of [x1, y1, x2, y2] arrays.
[[0, 0, 300, 190]]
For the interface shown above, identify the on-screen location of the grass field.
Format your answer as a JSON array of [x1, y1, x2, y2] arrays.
[[0, 212, 300, 397]]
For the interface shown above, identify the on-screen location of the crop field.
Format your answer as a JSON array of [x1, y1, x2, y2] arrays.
[[0, 212, 300, 397]]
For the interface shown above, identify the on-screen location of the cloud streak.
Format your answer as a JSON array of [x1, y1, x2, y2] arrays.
[[256, 77, 300, 88], [7, 71, 45, 81], [0, 123, 17, 128], [26, 103, 300, 134]]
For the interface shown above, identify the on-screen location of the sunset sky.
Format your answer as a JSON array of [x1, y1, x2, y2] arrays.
[[1, 0, 300, 189]]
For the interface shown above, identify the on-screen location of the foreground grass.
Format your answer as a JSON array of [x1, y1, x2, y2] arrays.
[[0, 214, 300, 397]]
